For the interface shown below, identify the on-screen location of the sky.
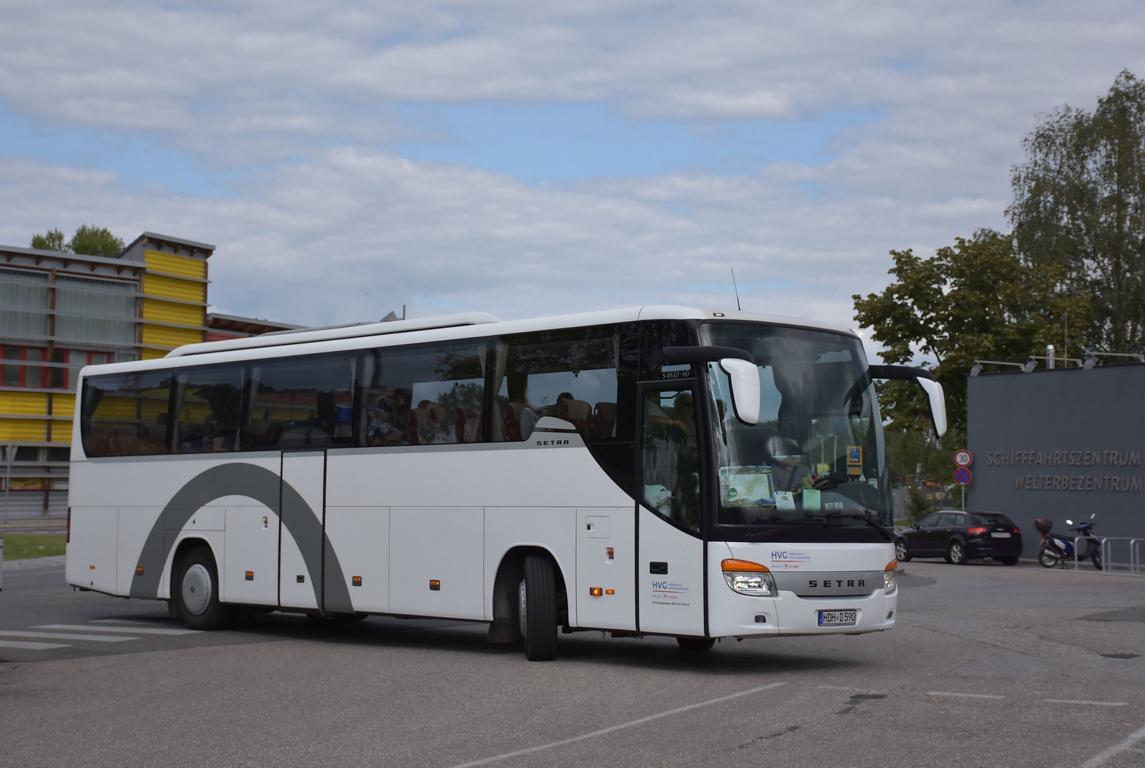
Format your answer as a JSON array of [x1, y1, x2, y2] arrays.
[[2, 0, 1144, 359]]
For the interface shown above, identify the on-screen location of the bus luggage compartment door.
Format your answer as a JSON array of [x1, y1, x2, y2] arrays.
[[279, 450, 326, 610], [576, 508, 636, 631]]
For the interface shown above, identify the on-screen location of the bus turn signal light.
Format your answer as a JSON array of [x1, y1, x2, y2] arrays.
[[721, 558, 770, 573], [884, 560, 898, 594], [589, 587, 603, 597]]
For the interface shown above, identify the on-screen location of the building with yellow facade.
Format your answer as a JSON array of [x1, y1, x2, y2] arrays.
[[0, 233, 215, 516]]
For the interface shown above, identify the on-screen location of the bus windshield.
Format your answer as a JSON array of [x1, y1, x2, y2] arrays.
[[700, 322, 891, 537]]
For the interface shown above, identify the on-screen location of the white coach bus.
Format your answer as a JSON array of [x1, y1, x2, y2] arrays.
[[66, 307, 946, 660]]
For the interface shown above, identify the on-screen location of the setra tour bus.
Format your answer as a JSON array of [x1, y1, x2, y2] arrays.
[[66, 306, 946, 660]]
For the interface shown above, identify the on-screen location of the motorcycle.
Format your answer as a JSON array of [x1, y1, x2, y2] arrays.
[[1035, 514, 1103, 570]]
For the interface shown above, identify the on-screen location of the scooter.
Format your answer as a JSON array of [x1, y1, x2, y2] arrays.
[[1035, 514, 1103, 570]]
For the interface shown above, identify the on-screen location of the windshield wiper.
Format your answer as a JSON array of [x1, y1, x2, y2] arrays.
[[811, 474, 848, 491], [816, 510, 888, 530]]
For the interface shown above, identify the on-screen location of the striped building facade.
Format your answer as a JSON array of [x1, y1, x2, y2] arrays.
[[0, 232, 213, 515]]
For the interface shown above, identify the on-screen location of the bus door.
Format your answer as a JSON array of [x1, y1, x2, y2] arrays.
[[279, 449, 326, 611], [637, 385, 705, 636]]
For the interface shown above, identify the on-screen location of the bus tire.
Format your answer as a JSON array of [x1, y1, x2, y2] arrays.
[[174, 546, 234, 630], [519, 554, 558, 661]]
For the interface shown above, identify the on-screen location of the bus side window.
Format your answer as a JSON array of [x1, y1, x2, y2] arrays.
[[246, 354, 355, 450], [81, 370, 173, 457], [373, 340, 486, 446], [494, 327, 618, 443], [174, 365, 243, 453]]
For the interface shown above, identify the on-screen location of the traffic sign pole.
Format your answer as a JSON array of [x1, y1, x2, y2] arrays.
[[953, 465, 974, 512]]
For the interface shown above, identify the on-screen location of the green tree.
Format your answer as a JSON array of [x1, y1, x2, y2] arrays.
[[1009, 69, 1145, 353], [30, 224, 124, 258], [68, 225, 124, 258], [30, 228, 66, 252], [853, 229, 1089, 446]]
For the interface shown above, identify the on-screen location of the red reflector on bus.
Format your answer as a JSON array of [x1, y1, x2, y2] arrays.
[[135, 565, 144, 575], [429, 579, 441, 591], [352, 576, 362, 587], [605, 588, 615, 596]]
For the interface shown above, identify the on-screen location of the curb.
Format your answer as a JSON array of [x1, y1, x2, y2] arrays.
[[0, 554, 66, 570]]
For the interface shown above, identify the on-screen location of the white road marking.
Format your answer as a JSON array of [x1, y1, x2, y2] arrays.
[[926, 691, 1005, 700], [0, 630, 135, 643], [0, 639, 69, 650], [1043, 699, 1128, 707], [34, 624, 202, 636], [447, 682, 788, 768], [1081, 722, 1145, 768], [91, 618, 176, 626]]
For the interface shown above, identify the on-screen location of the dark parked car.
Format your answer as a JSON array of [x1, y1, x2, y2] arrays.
[[895, 510, 1022, 565]]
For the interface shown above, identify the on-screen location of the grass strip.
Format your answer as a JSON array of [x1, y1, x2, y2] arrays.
[[1, 533, 66, 560]]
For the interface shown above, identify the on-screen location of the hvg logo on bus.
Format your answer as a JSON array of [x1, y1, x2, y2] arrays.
[[770, 550, 811, 568]]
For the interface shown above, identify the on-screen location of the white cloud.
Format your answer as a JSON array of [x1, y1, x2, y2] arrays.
[[1, 0, 1144, 362]]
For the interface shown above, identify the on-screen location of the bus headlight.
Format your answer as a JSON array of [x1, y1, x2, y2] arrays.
[[883, 560, 898, 594], [721, 559, 777, 597]]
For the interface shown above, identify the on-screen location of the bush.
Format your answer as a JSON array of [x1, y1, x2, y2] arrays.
[[905, 486, 934, 525]]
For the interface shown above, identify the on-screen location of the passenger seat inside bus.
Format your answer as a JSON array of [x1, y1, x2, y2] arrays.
[[557, 397, 592, 432], [590, 402, 616, 438]]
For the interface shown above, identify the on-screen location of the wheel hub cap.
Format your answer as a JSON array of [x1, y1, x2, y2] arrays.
[[182, 563, 212, 616]]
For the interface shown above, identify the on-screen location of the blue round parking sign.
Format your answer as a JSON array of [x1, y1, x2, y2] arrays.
[[954, 467, 973, 485]]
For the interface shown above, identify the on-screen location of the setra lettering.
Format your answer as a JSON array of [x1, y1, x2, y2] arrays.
[[808, 579, 865, 589]]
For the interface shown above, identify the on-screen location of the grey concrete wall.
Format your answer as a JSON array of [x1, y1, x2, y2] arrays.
[[967, 365, 1145, 563]]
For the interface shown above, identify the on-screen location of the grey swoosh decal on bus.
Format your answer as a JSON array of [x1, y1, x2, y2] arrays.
[[128, 462, 351, 612]]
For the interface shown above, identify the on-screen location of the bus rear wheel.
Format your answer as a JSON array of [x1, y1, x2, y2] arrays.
[[174, 546, 234, 630], [518, 554, 558, 661]]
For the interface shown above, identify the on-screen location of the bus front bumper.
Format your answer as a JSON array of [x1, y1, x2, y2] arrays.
[[708, 587, 897, 638]]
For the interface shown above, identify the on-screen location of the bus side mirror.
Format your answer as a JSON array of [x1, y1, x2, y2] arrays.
[[719, 358, 760, 425], [866, 365, 948, 439], [915, 377, 948, 438]]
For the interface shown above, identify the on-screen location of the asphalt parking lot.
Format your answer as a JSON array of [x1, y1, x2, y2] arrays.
[[1, 557, 1143, 768]]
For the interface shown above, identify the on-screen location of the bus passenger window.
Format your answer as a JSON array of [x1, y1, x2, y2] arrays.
[[81, 370, 173, 457], [365, 340, 485, 446], [493, 328, 618, 443], [247, 354, 356, 450], [174, 365, 243, 453]]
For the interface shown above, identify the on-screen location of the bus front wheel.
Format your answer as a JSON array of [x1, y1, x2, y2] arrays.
[[174, 546, 234, 630], [518, 555, 558, 661]]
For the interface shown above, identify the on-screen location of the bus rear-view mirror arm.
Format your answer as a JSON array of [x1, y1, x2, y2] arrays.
[[867, 364, 948, 439], [662, 346, 760, 426]]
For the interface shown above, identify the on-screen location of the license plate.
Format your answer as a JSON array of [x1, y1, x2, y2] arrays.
[[991, 532, 1012, 538], [818, 609, 857, 627]]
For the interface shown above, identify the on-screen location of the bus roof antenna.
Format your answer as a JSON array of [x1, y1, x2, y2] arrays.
[[731, 268, 742, 311]]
